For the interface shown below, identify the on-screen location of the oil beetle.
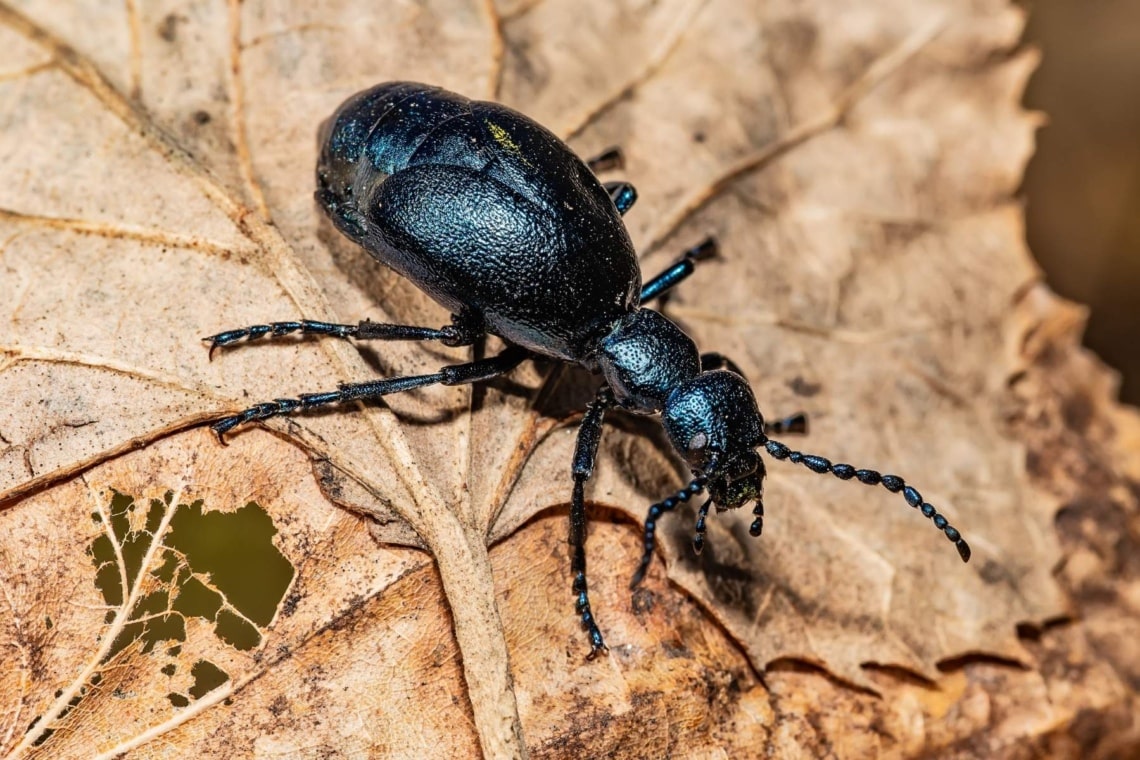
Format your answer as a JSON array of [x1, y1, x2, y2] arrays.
[[206, 82, 971, 659]]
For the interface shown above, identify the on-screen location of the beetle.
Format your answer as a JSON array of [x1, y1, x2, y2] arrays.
[[206, 82, 971, 659]]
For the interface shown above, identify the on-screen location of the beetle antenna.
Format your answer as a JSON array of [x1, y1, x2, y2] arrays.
[[630, 453, 722, 589], [759, 437, 971, 562]]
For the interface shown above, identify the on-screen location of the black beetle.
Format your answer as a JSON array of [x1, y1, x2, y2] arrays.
[[206, 82, 970, 659]]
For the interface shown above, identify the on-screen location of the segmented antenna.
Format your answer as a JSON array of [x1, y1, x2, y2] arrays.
[[761, 437, 971, 562], [629, 477, 706, 589], [630, 454, 721, 589]]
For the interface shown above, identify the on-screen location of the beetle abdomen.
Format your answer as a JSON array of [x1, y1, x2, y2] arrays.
[[315, 82, 641, 360], [317, 83, 470, 236]]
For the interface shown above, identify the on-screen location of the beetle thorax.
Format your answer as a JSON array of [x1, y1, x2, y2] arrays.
[[596, 309, 700, 413]]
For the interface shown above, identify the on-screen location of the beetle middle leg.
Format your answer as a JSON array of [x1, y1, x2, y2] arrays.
[[699, 351, 746, 377], [209, 346, 526, 441], [570, 387, 616, 659], [603, 182, 638, 216], [639, 237, 719, 303], [585, 147, 638, 215], [204, 313, 483, 358]]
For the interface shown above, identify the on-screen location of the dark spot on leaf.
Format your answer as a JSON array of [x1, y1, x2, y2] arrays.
[[630, 587, 656, 616], [787, 375, 821, 396], [978, 559, 1008, 585], [764, 17, 818, 77], [158, 13, 184, 43], [936, 651, 1027, 672], [188, 659, 230, 699], [281, 589, 301, 617], [30, 725, 53, 747], [1061, 392, 1093, 434]]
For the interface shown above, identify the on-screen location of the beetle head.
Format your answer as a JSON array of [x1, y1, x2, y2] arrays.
[[659, 368, 973, 562], [661, 369, 766, 509]]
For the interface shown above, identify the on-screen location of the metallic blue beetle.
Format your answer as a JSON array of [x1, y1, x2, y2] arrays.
[[207, 82, 971, 658]]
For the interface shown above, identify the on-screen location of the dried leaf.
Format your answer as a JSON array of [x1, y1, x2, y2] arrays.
[[2, 0, 1128, 757]]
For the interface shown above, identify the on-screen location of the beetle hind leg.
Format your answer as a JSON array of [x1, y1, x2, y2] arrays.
[[209, 346, 526, 441], [585, 147, 638, 215], [203, 313, 483, 358], [602, 182, 638, 216]]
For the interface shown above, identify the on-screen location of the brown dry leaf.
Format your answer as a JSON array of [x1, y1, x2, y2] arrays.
[[0, 0, 1122, 757]]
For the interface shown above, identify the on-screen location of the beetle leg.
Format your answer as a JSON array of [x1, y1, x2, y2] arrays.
[[585, 146, 624, 173], [603, 181, 638, 216], [570, 387, 615, 659], [209, 346, 526, 441], [203, 314, 483, 358], [639, 236, 718, 303]]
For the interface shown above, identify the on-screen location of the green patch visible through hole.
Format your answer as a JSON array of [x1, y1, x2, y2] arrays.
[[166, 660, 230, 708], [164, 500, 295, 646], [188, 660, 230, 699], [87, 492, 295, 660], [30, 490, 299, 746]]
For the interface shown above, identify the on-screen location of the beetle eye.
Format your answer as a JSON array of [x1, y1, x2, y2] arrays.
[[687, 432, 708, 452]]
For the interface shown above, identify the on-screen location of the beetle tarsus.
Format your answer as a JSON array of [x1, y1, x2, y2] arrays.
[[203, 318, 477, 355]]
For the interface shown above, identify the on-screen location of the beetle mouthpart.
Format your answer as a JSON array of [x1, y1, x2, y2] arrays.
[[749, 499, 764, 537]]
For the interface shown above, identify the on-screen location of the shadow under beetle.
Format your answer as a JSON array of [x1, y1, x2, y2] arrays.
[[206, 82, 971, 659]]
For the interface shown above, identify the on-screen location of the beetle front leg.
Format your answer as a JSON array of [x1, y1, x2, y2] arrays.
[[569, 387, 615, 659]]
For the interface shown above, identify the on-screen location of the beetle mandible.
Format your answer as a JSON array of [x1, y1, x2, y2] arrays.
[[206, 82, 971, 659]]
